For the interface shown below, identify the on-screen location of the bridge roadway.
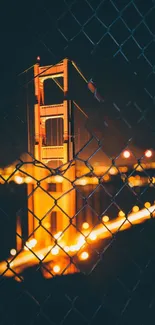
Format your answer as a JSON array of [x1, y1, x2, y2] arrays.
[[0, 203, 154, 278]]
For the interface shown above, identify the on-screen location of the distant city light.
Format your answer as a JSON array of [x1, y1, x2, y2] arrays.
[[145, 149, 152, 158], [80, 251, 89, 260], [123, 150, 131, 158], [119, 166, 128, 173], [10, 249, 16, 256], [53, 265, 60, 273], [109, 167, 118, 175], [82, 222, 89, 230], [103, 174, 110, 181], [102, 215, 109, 223]]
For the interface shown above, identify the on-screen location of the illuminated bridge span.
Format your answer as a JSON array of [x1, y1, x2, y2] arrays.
[[0, 203, 154, 278]]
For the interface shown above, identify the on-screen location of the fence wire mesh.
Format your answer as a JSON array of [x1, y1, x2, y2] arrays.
[[0, 0, 155, 324]]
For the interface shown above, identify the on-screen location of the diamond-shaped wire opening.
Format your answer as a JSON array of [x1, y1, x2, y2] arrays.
[[122, 37, 142, 62], [145, 73, 155, 100], [122, 2, 142, 30], [40, 292, 73, 324], [96, 0, 118, 26], [145, 6, 155, 34], [110, 18, 131, 45], [133, 22, 153, 48], [76, 136, 100, 161], [84, 16, 106, 44], [75, 200, 98, 233], [145, 41, 155, 67], [88, 146, 112, 172], [75, 159, 92, 178], [73, 243, 99, 274], [71, 0, 94, 25], [58, 10, 80, 40], [95, 33, 119, 58]]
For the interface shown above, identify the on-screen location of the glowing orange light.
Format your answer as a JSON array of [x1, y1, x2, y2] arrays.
[[80, 251, 89, 260], [145, 150, 152, 158], [14, 176, 23, 184], [51, 246, 59, 255], [10, 249, 16, 256], [24, 176, 32, 184], [82, 222, 89, 230], [53, 265, 60, 273], [54, 175, 63, 183], [120, 166, 128, 173], [103, 174, 110, 181], [132, 205, 139, 213], [123, 150, 131, 158], [79, 178, 87, 186], [102, 215, 109, 223], [89, 233, 97, 241], [109, 167, 118, 175], [118, 211, 125, 218], [144, 202, 151, 208], [44, 222, 51, 229]]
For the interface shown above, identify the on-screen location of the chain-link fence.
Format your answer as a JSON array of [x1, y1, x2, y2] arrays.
[[0, 0, 155, 324]]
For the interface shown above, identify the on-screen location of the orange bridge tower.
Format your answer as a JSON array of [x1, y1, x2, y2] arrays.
[[26, 58, 76, 249]]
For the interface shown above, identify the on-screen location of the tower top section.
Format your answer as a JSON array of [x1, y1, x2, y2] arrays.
[[34, 58, 69, 105]]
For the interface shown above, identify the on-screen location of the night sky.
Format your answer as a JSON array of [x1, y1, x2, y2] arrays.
[[0, 0, 155, 166]]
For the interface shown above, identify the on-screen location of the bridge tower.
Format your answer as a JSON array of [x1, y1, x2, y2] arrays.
[[27, 58, 76, 248]]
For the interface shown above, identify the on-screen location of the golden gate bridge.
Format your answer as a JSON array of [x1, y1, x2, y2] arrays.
[[0, 58, 155, 279]]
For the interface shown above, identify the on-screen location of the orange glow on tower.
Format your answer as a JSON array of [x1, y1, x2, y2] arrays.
[[123, 150, 131, 158], [24, 59, 76, 249]]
